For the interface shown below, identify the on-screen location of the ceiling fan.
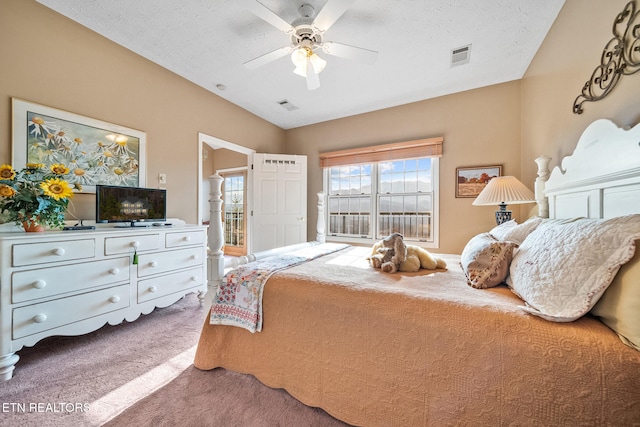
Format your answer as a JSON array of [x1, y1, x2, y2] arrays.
[[244, 0, 378, 90]]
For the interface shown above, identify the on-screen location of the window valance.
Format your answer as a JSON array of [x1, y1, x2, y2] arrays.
[[319, 137, 443, 168]]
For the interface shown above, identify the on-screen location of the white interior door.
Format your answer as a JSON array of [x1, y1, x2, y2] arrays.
[[250, 153, 307, 253]]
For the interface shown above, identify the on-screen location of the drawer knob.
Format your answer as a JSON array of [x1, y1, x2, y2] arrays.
[[148, 286, 157, 293], [33, 280, 47, 289], [190, 254, 199, 260], [190, 276, 198, 282], [52, 248, 65, 256], [33, 313, 47, 323], [149, 261, 158, 268], [109, 295, 120, 303], [183, 236, 191, 241], [109, 268, 120, 275], [131, 241, 140, 248]]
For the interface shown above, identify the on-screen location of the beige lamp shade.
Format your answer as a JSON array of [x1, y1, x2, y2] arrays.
[[472, 176, 535, 224], [472, 176, 535, 206]]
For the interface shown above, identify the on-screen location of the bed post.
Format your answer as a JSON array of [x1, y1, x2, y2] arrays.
[[207, 174, 225, 292], [316, 192, 326, 243], [534, 156, 551, 218]]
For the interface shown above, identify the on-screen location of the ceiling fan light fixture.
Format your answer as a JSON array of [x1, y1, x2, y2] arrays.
[[309, 52, 326, 74], [293, 62, 308, 77], [245, 0, 378, 90], [291, 47, 308, 67]]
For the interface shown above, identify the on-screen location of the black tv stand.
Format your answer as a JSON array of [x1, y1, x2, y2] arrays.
[[114, 222, 152, 228]]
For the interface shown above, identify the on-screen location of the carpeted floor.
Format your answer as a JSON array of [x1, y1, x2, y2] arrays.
[[0, 293, 350, 427]]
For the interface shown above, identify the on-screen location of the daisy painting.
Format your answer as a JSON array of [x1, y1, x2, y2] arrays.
[[12, 98, 146, 192]]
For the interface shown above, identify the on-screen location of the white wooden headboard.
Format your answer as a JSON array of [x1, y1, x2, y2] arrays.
[[536, 119, 640, 220]]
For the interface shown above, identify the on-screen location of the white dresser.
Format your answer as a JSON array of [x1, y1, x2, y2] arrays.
[[0, 225, 208, 380]]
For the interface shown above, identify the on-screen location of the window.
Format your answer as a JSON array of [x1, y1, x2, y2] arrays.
[[378, 158, 433, 241], [219, 170, 247, 256], [320, 137, 442, 247], [324, 157, 439, 246], [328, 164, 372, 237]]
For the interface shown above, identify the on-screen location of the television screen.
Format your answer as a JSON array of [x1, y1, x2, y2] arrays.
[[96, 185, 166, 225]]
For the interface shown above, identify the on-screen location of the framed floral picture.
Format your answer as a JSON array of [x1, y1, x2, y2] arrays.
[[455, 165, 502, 198], [11, 98, 146, 192]]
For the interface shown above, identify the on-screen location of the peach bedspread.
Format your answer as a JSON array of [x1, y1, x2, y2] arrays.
[[194, 246, 640, 426]]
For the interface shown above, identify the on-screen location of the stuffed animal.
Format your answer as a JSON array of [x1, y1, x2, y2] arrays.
[[370, 246, 395, 270], [402, 245, 447, 271], [370, 236, 447, 273], [369, 232, 407, 273]]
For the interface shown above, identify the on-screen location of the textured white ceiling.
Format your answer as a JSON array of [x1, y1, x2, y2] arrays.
[[36, 0, 565, 129]]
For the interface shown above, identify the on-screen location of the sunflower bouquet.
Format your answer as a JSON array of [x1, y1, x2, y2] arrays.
[[0, 163, 76, 230]]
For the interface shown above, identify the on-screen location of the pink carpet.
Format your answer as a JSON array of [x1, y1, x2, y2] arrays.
[[0, 293, 350, 426]]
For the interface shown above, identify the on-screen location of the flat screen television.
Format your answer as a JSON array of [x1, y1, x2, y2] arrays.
[[96, 185, 167, 226]]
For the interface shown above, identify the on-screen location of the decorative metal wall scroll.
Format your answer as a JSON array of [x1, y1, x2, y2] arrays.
[[573, 0, 640, 114]]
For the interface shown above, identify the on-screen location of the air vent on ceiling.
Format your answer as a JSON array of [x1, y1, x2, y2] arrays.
[[451, 44, 471, 67], [277, 99, 299, 111]]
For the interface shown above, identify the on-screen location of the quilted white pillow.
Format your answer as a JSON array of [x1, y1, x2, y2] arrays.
[[460, 232, 517, 289], [489, 217, 543, 245], [507, 215, 640, 322]]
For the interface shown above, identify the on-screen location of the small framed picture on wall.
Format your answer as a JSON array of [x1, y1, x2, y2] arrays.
[[455, 165, 502, 198]]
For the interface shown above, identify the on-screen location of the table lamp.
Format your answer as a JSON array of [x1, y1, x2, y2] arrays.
[[472, 176, 535, 225]]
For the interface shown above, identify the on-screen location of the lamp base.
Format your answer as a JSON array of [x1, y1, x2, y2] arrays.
[[495, 210, 512, 225], [495, 203, 511, 225]]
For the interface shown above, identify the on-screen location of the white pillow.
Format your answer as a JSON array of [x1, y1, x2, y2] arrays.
[[507, 215, 640, 322], [489, 216, 543, 245], [460, 232, 517, 289]]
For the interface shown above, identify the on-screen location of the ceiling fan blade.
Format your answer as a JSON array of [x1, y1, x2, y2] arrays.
[[306, 68, 320, 91], [246, 0, 294, 34], [244, 46, 291, 69], [322, 42, 378, 65], [313, 0, 356, 32]]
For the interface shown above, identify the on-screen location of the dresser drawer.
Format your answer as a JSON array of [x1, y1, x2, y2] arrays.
[[165, 230, 205, 248], [137, 267, 203, 303], [12, 239, 95, 267], [137, 247, 203, 277], [12, 284, 130, 339], [104, 234, 160, 255], [12, 257, 130, 303]]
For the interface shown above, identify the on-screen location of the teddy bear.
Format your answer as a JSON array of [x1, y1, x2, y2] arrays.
[[369, 232, 407, 273], [370, 234, 447, 273]]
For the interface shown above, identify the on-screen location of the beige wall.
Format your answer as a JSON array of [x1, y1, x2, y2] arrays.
[[286, 0, 640, 254], [286, 81, 522, 254], [521, 0, 640, 186], [3, 0, 639, 252], [0, 0, 285, 224], [212, 149, 249, 174], [201, 146, 248, 180]]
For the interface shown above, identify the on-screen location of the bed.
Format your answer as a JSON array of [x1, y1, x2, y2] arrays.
[[195, 119, 640, 426]]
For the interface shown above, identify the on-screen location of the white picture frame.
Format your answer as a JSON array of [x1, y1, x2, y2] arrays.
[[11, 98, 146, 192]]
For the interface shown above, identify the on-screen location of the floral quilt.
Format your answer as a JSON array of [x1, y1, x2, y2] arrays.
[[210, 243, 349, 333]]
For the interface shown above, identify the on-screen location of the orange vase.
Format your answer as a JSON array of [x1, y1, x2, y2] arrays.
[[22, 220, 45, 232]]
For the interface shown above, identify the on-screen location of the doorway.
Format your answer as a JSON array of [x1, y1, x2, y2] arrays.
[[198, 132, 254, 255], [198, 133, 308, 256]]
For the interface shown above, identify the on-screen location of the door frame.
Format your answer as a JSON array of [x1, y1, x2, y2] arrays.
[[198, 132, 255, 250]]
